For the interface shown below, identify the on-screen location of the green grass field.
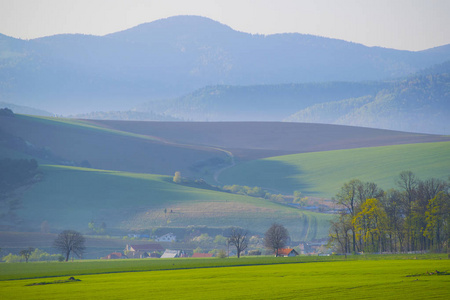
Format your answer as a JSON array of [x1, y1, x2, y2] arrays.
[[219, 141, 450, 198], [0, 255, 448, 299], [19, 165, 331, 240]]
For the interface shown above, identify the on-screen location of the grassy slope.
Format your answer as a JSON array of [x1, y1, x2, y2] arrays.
[[3, 115, 448, 241], [219, 141, 450, 198], [19, 165, 330, 240], [0, 257, 448, 299], [0, 115, 228, 177]]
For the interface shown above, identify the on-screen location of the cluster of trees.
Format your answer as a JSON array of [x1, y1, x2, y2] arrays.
[[228, 223, 290, 258], [329, 172, 449, 254], [2, 230, 86, 263], [222, 185, 285, 203], [88, 221, 106, 234], [2, 248, 63, 263]]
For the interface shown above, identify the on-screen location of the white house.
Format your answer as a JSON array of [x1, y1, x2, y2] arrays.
[[155, 233, 176, 242], [160, 249, 186, 258]]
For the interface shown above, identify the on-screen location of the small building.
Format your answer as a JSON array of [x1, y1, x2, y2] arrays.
[[127, 234, 150, 239], [191, 253, 214, 258], [155, 233, 176, 242], [277, 248, 299, 257], [102, 252, 127, 259], [160, 249, 186, 258], [125, 243, 164, 259]]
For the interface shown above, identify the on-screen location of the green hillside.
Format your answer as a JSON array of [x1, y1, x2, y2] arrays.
[[2, 113, 449, 242], [18, 165, 330, 240], [219, 141, 450, 198]]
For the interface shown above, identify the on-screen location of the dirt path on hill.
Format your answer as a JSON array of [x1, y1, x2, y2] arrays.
[[213, 151, 235, 184]]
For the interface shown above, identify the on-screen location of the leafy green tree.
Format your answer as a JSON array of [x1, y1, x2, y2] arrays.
[[173, 171, 182, 183], [330, 174, 449, 254], [353, 198, 387, 253], [88, 221, 106, 234], [424, 192, 450, 252], [214, 235, 228, 245]]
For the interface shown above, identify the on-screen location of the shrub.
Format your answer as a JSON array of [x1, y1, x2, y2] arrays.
[[217, 249, 227, 258], [248, 250, 262, 256]]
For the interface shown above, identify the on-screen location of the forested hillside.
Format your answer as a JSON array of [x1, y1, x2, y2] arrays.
[[285, 64, 450, 134], [136, 82, 388, 121], [1, 16, 450, 115]]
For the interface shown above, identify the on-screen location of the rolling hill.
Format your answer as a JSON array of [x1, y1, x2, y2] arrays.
[[135, 81, 389, 122], [0, 114, 229, 177], [218, 141, 450, 198], [1, 16, 450, 115], [12, 164, 330, 241], [1, 113, 449, 240]]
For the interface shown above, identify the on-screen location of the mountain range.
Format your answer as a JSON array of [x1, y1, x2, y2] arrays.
[[1, 15, 450, 133]]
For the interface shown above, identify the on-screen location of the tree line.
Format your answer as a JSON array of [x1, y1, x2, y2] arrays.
[[329, 171, 449, 254], [228, 223, 290, 258]]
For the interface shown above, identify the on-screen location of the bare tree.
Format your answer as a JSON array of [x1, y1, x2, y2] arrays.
[[397, 171, 418, 205], [228, 227, 248, 258], [264, 223, 290, 256], [19, 247, 34, 263], [53, 230, 85, 262]]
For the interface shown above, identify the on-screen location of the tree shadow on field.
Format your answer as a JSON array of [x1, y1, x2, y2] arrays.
[[224, 159, 314, 195]]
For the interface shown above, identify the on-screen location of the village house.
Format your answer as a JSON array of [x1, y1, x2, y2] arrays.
[[160, 249, 186, 258], [155, 233, 177, 242], [298, 239, 329, 254], [125, 243, 164, 259], [277, 248, 299, 257], [101, 252, 127, 259]]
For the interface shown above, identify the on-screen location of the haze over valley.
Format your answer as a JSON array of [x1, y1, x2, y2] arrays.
[[0, 13, 449, 262], [1, 16, 450, 133]]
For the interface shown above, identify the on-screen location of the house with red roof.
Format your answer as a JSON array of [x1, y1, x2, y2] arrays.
[[102, 252, 127, 259], [277, 248, 299, 257]]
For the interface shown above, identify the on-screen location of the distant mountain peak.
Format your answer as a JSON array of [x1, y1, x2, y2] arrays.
[[106, 15, 238, 42]]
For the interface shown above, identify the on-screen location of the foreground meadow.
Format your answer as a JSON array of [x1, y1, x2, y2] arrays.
[[0, 256, 448, 299]]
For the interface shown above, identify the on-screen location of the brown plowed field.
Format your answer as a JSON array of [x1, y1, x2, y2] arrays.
[[90, 120, 450, 159]]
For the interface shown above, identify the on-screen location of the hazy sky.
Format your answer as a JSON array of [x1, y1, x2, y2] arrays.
[[1, 0, 449, 51]]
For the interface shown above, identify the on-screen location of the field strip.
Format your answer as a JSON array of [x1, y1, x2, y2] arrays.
[[1, 254, 448, 282], [1, 258, 449, 300], [21, 114, 236, 167]]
